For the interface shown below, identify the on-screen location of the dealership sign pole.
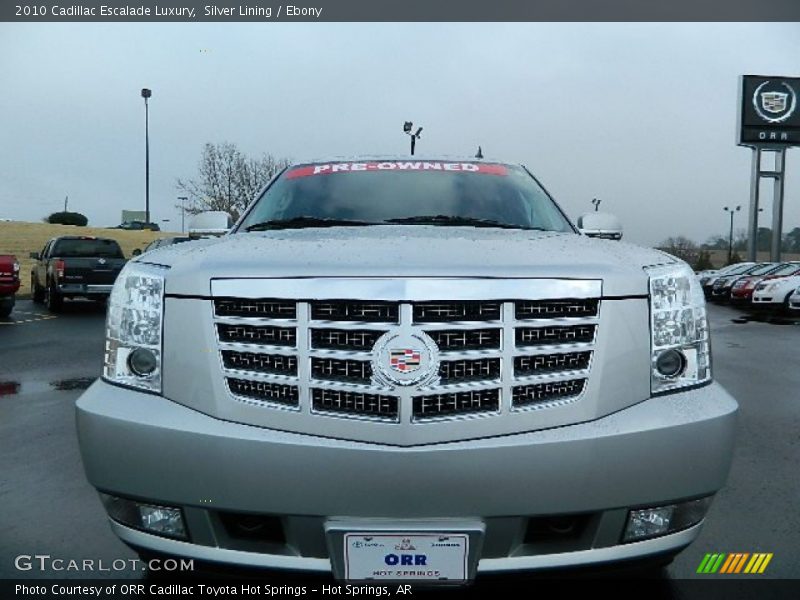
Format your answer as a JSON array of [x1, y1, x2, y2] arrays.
[[738, 75, 799, 262]]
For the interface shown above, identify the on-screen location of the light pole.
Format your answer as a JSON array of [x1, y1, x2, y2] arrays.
[[591, 198, 602, 212], [177, 196, 188, 233], [403, 121, 423, 156], [723, 205, 741, 264], [141, 88, 152, 225]]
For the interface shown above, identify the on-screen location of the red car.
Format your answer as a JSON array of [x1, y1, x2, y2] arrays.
[[0, 254, 20, 318], [729, 262, 800, 307]]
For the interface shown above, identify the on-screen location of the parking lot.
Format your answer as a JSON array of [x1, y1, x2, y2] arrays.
[[1, 299, 798, 582]]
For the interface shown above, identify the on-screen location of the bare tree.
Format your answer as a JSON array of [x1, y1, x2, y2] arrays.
[[702, 235, 728, 250], [177, 142, 290, 221], [658, 236, 699, 264]]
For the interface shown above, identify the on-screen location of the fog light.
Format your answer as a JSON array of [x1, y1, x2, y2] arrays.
[[128, 347, 157, 377], [655, 349, 686, 378], [99, 493, 187, 539], [139, 505, 186, 538], [624, 507, 674, 542], [623, 496, 713, 543]]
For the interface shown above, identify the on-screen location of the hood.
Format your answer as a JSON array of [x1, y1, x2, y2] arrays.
[[141, 227, 677, 297]]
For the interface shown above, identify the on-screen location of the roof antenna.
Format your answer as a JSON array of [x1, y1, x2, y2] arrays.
[[475, 146, 483, 159]]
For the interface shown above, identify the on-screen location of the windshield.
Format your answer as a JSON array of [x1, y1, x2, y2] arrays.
[[748, 264, 778, 276], [237, 161, 574, 233], [52, 239, 124, 258], [768, 263, 800, 277], [723, 263, 756, 276]]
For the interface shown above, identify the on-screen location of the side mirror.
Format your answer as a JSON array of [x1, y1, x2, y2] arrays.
[[131, 248, 142, 257], [29, 252, 40, 260], [577, 212, 623, 241]]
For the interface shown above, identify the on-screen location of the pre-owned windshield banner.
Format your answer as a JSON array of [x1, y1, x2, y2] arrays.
[[286, 162, 509, 179]]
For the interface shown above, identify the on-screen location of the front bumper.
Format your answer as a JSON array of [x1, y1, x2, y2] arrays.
[[76, 379, 737, 575], [729, 294, 752, 306], [57, 283, 114, 296], [710, 289, 732, 301]]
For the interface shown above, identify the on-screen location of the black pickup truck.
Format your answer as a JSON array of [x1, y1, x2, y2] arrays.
[[30, 236, 127, 311]]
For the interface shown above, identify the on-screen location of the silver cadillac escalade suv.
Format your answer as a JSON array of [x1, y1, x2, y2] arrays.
[[77, 158, 737, 581]]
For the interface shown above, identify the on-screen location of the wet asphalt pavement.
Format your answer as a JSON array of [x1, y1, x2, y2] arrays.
[[0, 299, 798, 584]]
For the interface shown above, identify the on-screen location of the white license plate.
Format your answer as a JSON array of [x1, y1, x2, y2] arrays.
[[344, 533, 469, 581]]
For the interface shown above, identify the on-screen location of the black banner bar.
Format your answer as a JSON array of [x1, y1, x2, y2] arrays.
[[3, 0, 800, 22], [3, 578, 800, 599]]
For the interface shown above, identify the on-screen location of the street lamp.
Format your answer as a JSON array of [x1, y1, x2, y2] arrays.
[[141, 88, 152, 225], [723, 205, 741, 264], [403, 121, 423, 156], [591, 198, 602, 212], [177, 196, 188, 233]]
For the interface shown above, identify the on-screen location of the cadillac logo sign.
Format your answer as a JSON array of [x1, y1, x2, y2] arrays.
[[739, 75, 800, 147], [753, 81, 796, 124], [372, 329, 439, 387], [389, 349, 421, 373]]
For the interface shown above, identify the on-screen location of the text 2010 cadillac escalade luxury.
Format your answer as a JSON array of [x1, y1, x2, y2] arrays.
[[76, 159, 737, 581]]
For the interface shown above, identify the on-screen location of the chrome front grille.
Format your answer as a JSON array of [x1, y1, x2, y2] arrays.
[[312, 388, 399, 420], [311, 301, 398, 322], [512, 379, 586, 407], [426, 328, 501, 351], [214, 298, 296, 319], [218, 323, 296, 346], [214, 289, 600, 423], [515, 299, 599, 319], [311, 329, 382, 351], [228, 378, 299, 406], [439, 358, 501, 383], [514, 351, 591, 376], [414, 301, 502, 322], [221, 350, 297, 376], [310, 357, 372, 384], [515, 324, 595, 347], [413, 389, 500, 420]]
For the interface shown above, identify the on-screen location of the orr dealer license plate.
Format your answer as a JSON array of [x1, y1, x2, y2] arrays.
[[344, 533, 469, 581]]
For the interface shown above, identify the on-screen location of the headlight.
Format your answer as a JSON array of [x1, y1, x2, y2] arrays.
[[104, 262, 167, 393], [646, 263, 711, 394]]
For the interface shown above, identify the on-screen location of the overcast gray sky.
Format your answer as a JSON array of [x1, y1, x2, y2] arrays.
[[1, 22, 799, 246]]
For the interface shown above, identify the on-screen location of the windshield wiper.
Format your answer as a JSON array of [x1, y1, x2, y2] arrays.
[[385, 215, 544, 230], [245, 216, 380, 231]]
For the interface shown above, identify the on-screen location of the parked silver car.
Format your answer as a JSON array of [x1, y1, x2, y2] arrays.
[[76, 158, 737, 581], [699, 262, 755, 297], [788, 286, 800, 314]]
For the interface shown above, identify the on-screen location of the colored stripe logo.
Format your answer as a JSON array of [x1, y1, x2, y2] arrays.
[[697, 553, 773, 574]]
